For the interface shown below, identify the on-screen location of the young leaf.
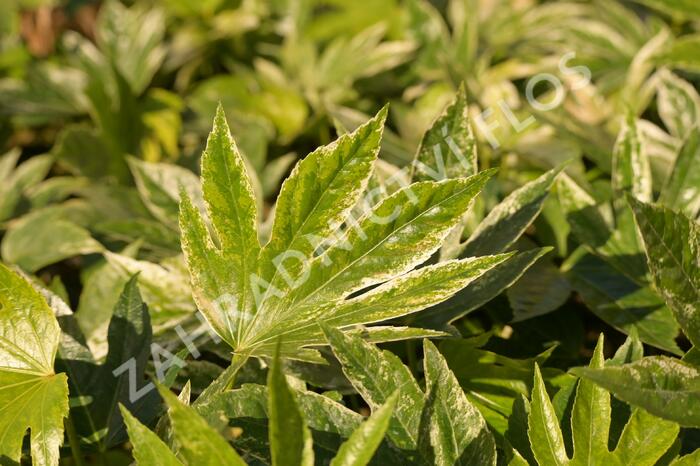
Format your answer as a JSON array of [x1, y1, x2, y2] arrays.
[[571, 356, 700, 427], [411, 84, 477, 182], [528, 364, 569, 465], [0, 263, 69, 466], [422, 340, 497, 466], [120, 405, 184, 466], [570, 335, 609, 465], [330, 391, 397, 466], [628, 198, 700, 347], [268, 343, 314, 466], [157, 384, 247, 466]]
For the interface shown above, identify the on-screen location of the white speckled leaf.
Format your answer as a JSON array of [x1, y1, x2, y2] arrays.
[[571, 356, 700, 427], [257, 107, 387, 299], [412, 85, 477, 182], [422, 340, 496, 466], [283, 171, 496, 316], [181, 109, 500, 369], [612, 115, 652, 209], [253, 254, 511, 356], [322, 325, 424, 451], [629, 198, 700, 347]]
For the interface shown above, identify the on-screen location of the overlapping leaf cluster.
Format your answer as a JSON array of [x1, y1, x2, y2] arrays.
[[1, 0, 700, 465]]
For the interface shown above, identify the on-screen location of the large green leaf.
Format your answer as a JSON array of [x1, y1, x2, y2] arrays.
[[422, 339, 496, 466], [0, 263, 69, 466], [629, 198, 700, 347], [572, 356, 700, 427]]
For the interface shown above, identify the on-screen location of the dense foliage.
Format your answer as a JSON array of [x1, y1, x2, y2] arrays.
[[1, 0, 700, 464]]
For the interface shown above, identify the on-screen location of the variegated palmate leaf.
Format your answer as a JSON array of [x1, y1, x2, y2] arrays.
[[180, 105, 514, 362]]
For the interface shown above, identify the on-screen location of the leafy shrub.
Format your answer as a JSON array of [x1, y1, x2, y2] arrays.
[[1, 0, 700, 465]]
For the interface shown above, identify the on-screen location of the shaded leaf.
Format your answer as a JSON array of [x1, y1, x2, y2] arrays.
[[629, 198, 700, 347]]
